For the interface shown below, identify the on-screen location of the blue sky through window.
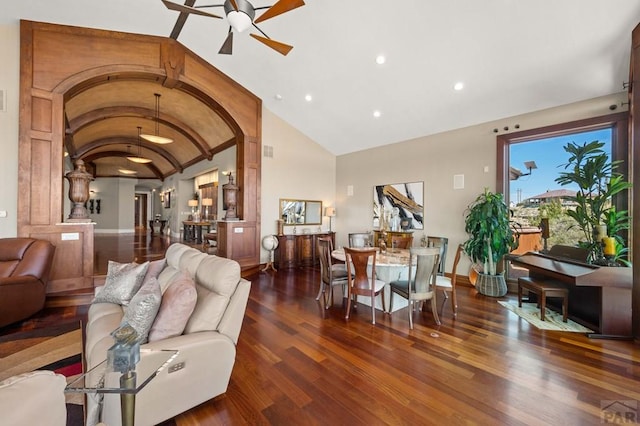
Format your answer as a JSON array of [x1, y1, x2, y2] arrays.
[[509, 129, 612, 205]]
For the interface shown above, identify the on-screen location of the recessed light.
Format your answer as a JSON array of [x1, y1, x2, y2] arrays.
[[373, 110, 381, 118], [375, 55, 386, 65], [454, 82, 464, 91], [305, 94, 313, 102]]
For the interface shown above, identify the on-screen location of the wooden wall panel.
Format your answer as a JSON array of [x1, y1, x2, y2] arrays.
[[19, 20, 263, 284], [30, 139, 52, 225]]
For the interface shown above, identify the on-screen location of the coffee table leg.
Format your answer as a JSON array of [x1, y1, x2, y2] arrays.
[[120, 371, 136, 426]]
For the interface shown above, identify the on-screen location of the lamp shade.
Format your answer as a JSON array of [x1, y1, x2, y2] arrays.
[[202, 198, 213, 206], [188, 199, 198, 207], [325, 207, 336, 217]]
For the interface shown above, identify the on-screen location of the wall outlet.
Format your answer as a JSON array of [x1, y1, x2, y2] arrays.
[[61, 232, 79, 241], [234, 228, 244, 233]]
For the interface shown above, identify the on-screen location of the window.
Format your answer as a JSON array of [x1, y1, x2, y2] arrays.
[[497, 113, 629, 278]]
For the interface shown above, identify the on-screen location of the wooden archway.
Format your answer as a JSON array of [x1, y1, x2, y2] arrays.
[[18, 20, 261, 292]]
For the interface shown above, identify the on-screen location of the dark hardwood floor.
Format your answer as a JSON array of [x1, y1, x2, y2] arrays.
[[6, 232, 640, 425]]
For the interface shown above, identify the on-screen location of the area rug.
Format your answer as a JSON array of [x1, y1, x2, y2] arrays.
[[0, 320, 83, 382], [498, 301, 594, 333]]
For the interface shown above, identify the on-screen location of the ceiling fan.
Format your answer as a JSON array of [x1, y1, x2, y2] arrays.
[[162, 0, 305, 56]]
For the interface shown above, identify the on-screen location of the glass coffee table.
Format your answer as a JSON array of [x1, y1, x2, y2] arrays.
[[66, 349, 179, 426]]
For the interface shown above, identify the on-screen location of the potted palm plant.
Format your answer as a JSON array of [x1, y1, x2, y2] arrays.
[[555, 140, 632, 265], [463, 188, 518, 297]]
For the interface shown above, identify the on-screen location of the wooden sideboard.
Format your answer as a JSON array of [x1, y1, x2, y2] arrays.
[[372, 230, 414, 248], [275, 232, 335, 269]]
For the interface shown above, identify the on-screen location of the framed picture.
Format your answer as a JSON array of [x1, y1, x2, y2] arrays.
[[373, 181, 424, 230], [163, 192, 171, 208]]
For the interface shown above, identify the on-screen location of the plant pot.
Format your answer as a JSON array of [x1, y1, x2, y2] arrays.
[[475, 272, 507, 297]]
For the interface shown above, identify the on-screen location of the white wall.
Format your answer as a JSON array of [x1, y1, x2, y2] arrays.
[[260, 107, 338, 262], [0, 24, 19, 237], [336, 92, 628, 274]]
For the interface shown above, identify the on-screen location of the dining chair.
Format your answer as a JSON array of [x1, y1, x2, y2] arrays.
[[390, 235, 413, 250], [434, 244, 464, 318], [344, 247, 386, 324], [426, 236, 449, 275], [389, 247, 441, 329], [316, 237, 349, 309], [348, 232, 371, 248]]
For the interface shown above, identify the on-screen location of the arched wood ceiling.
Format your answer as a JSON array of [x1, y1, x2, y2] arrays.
[[64, 79, 236, 180]]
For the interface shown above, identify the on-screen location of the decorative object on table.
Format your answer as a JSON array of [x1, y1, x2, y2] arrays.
[[554, 140, 631, 265], [277, 219, 284, 236], [378, 230, 387, 254], [65, 159, 94, 222], [325, 207, 336, 232], [261, 235, 279, 272], [107, 324, 140, 374], [222, 172, 239, 220], [463, 188, 518, 297], [373, 181, 424, 230]]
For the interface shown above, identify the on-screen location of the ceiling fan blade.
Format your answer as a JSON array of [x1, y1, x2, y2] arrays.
[[168, 0, 196, 39], [229, 0, 239, 11], [219, 30, 234, 55], [250, 33, 293, 56], [162, 0, 224, 19], [254, 0, 305, 24]]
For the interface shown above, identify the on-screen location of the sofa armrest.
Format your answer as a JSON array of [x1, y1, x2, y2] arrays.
[[0, 275, 42, 287], [0, 371, 67, 426], [101, 331, 237, 426], [217, 278, 251, 344]]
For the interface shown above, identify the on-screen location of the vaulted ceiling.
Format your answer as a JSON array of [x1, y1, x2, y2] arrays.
[[4, 0, 640, 172], [64, 78, 235, 180]]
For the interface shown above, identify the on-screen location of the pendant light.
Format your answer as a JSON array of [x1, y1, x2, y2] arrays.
[[118, 151, 137, 175], [127, 126, 152, 164], [140, 93, 173, 144]]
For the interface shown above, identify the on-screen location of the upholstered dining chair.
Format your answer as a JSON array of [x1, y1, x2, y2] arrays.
[[348, 232, 371, 248], [316, 237, 349, 309], [435, 244, 464, 318], [390, 235, 413, 250], [389, 247, 441, 329], [426, 236, 449, 275], [344, 247, 386, 324]]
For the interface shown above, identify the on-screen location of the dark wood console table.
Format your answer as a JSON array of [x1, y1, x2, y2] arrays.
[[149, 219, 166, 235], [508, 251, 632, 338], [275, 232, 335, 269], [182, 221, 212, 244]]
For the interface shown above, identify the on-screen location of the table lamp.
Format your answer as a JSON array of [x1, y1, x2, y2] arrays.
[[202, 198, 213, 221], [325, 207, 336, 232], [188, 199, 198, 219]]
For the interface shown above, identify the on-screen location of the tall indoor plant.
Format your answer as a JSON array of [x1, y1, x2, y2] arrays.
[[464, 188, 518, 297], [555, 141, 632, 265]]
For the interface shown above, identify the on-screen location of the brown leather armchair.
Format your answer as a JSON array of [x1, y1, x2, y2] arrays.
[[0, 238, 56, 327]]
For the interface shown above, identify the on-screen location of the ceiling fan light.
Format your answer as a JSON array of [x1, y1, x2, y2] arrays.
[[227, 11, 252, 33], [118, 168, 137, 175]]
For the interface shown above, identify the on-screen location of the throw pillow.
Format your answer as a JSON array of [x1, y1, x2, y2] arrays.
[[142, 258, 165, 286], [120, 277, 162, 343], [148, 271, 197, 342], [92, 261, 150, 306]]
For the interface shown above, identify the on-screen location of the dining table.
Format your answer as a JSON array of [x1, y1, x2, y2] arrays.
[[332, 247, 416, 313]]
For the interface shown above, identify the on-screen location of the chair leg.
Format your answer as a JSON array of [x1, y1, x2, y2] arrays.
[[389, 291, 394, 312], [408, 300, 413, 329], [381, 289, 386, 313], [431, 297, 441, 325], [315, 282, 324, 301], [371, 290, 376, 325], [451, 290, 457, 318], [345, 292, 352, 320], [540, 293, 546, 321], [518, 284, 523, 307]]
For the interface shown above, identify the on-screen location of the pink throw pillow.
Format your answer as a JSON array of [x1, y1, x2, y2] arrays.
[[148, 271, 197, 342]]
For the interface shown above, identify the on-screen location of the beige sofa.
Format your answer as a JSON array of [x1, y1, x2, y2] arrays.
[[0, 370, 67, 426], [85, 243, 251, 426]]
